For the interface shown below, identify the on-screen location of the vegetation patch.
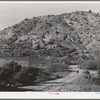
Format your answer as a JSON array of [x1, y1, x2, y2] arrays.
[[79, 60, 100, 70], [0, 61, 62, 90], [45, 62, 69, 73]]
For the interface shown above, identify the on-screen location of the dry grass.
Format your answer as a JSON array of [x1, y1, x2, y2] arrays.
[[46, 73, 100, 92], [53, 84, 100, 92], [63, 73, 100, 92]]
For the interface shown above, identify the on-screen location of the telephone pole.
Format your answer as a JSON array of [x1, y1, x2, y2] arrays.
[[97, 40, 100, 75], [94, 30, 100, 75]]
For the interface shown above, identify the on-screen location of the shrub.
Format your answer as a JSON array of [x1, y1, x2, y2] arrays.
[[90, 75, 100, 85], [82, 73, 89, 79], [37, 71, 59, 82], [13, 24, 19, 28], [2, 61, 21, 73], [45, 62, 69, 73], [79, 60, 100, 70], [89, 10, 92, 13], [82, 70, 90, 75], [97, 12, 99, 16], [14, 67, 39, 85], [0, 61, 22, 84]]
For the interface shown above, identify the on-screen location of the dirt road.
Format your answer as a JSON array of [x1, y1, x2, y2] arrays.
[[20, 65, 83, 91], [20, 65, 97, 91]]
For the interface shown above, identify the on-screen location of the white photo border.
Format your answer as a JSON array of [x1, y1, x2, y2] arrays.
[[0, 1, 100, 99]]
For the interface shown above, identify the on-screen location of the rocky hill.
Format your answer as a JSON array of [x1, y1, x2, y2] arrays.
[[0, 10, 100, 62]]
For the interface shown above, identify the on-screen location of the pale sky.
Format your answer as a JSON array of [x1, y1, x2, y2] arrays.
[[0, 2, 100, 31]]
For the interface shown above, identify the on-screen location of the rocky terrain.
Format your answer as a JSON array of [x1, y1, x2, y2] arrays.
[[0, 10, 100, 62], [1, 10, 100, 92]]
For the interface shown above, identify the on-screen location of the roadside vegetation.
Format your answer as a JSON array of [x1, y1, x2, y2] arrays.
[[0, 61, 64, 91], [79, 60, 100, 70]]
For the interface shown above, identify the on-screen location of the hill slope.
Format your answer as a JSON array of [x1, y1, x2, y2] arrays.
[[0, 10, 100, 60]]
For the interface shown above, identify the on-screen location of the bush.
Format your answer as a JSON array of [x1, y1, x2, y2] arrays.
[[97, 12, 99, 16], [14, 67, 39, 85], [82, 70, 90, 75], [82, 74, 89, 79], [90, 75, 100, 85], [89, 10, 92, 13], [0, 61, 22, 84], [79, 60, 100, 70], [45, 62, 69, 73], [37, 69, 61, 82], [0, 61, 41, 86]]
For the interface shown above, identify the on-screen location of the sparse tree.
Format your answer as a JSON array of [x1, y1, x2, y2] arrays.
[[97, 12, 99, 16], [89, 10, 92, 13]]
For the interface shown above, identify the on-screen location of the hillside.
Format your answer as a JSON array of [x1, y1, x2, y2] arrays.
[[0, 10, 100, 62]]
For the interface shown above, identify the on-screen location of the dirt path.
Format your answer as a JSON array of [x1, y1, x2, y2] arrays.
[[20, 65, 83, 91], [19, 65, 98, 92], [46, 71, 78, 83]]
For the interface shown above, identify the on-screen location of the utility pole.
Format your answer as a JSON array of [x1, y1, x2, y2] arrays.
[[94, 30, 100, 75], [97, 40, 100, 75]]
